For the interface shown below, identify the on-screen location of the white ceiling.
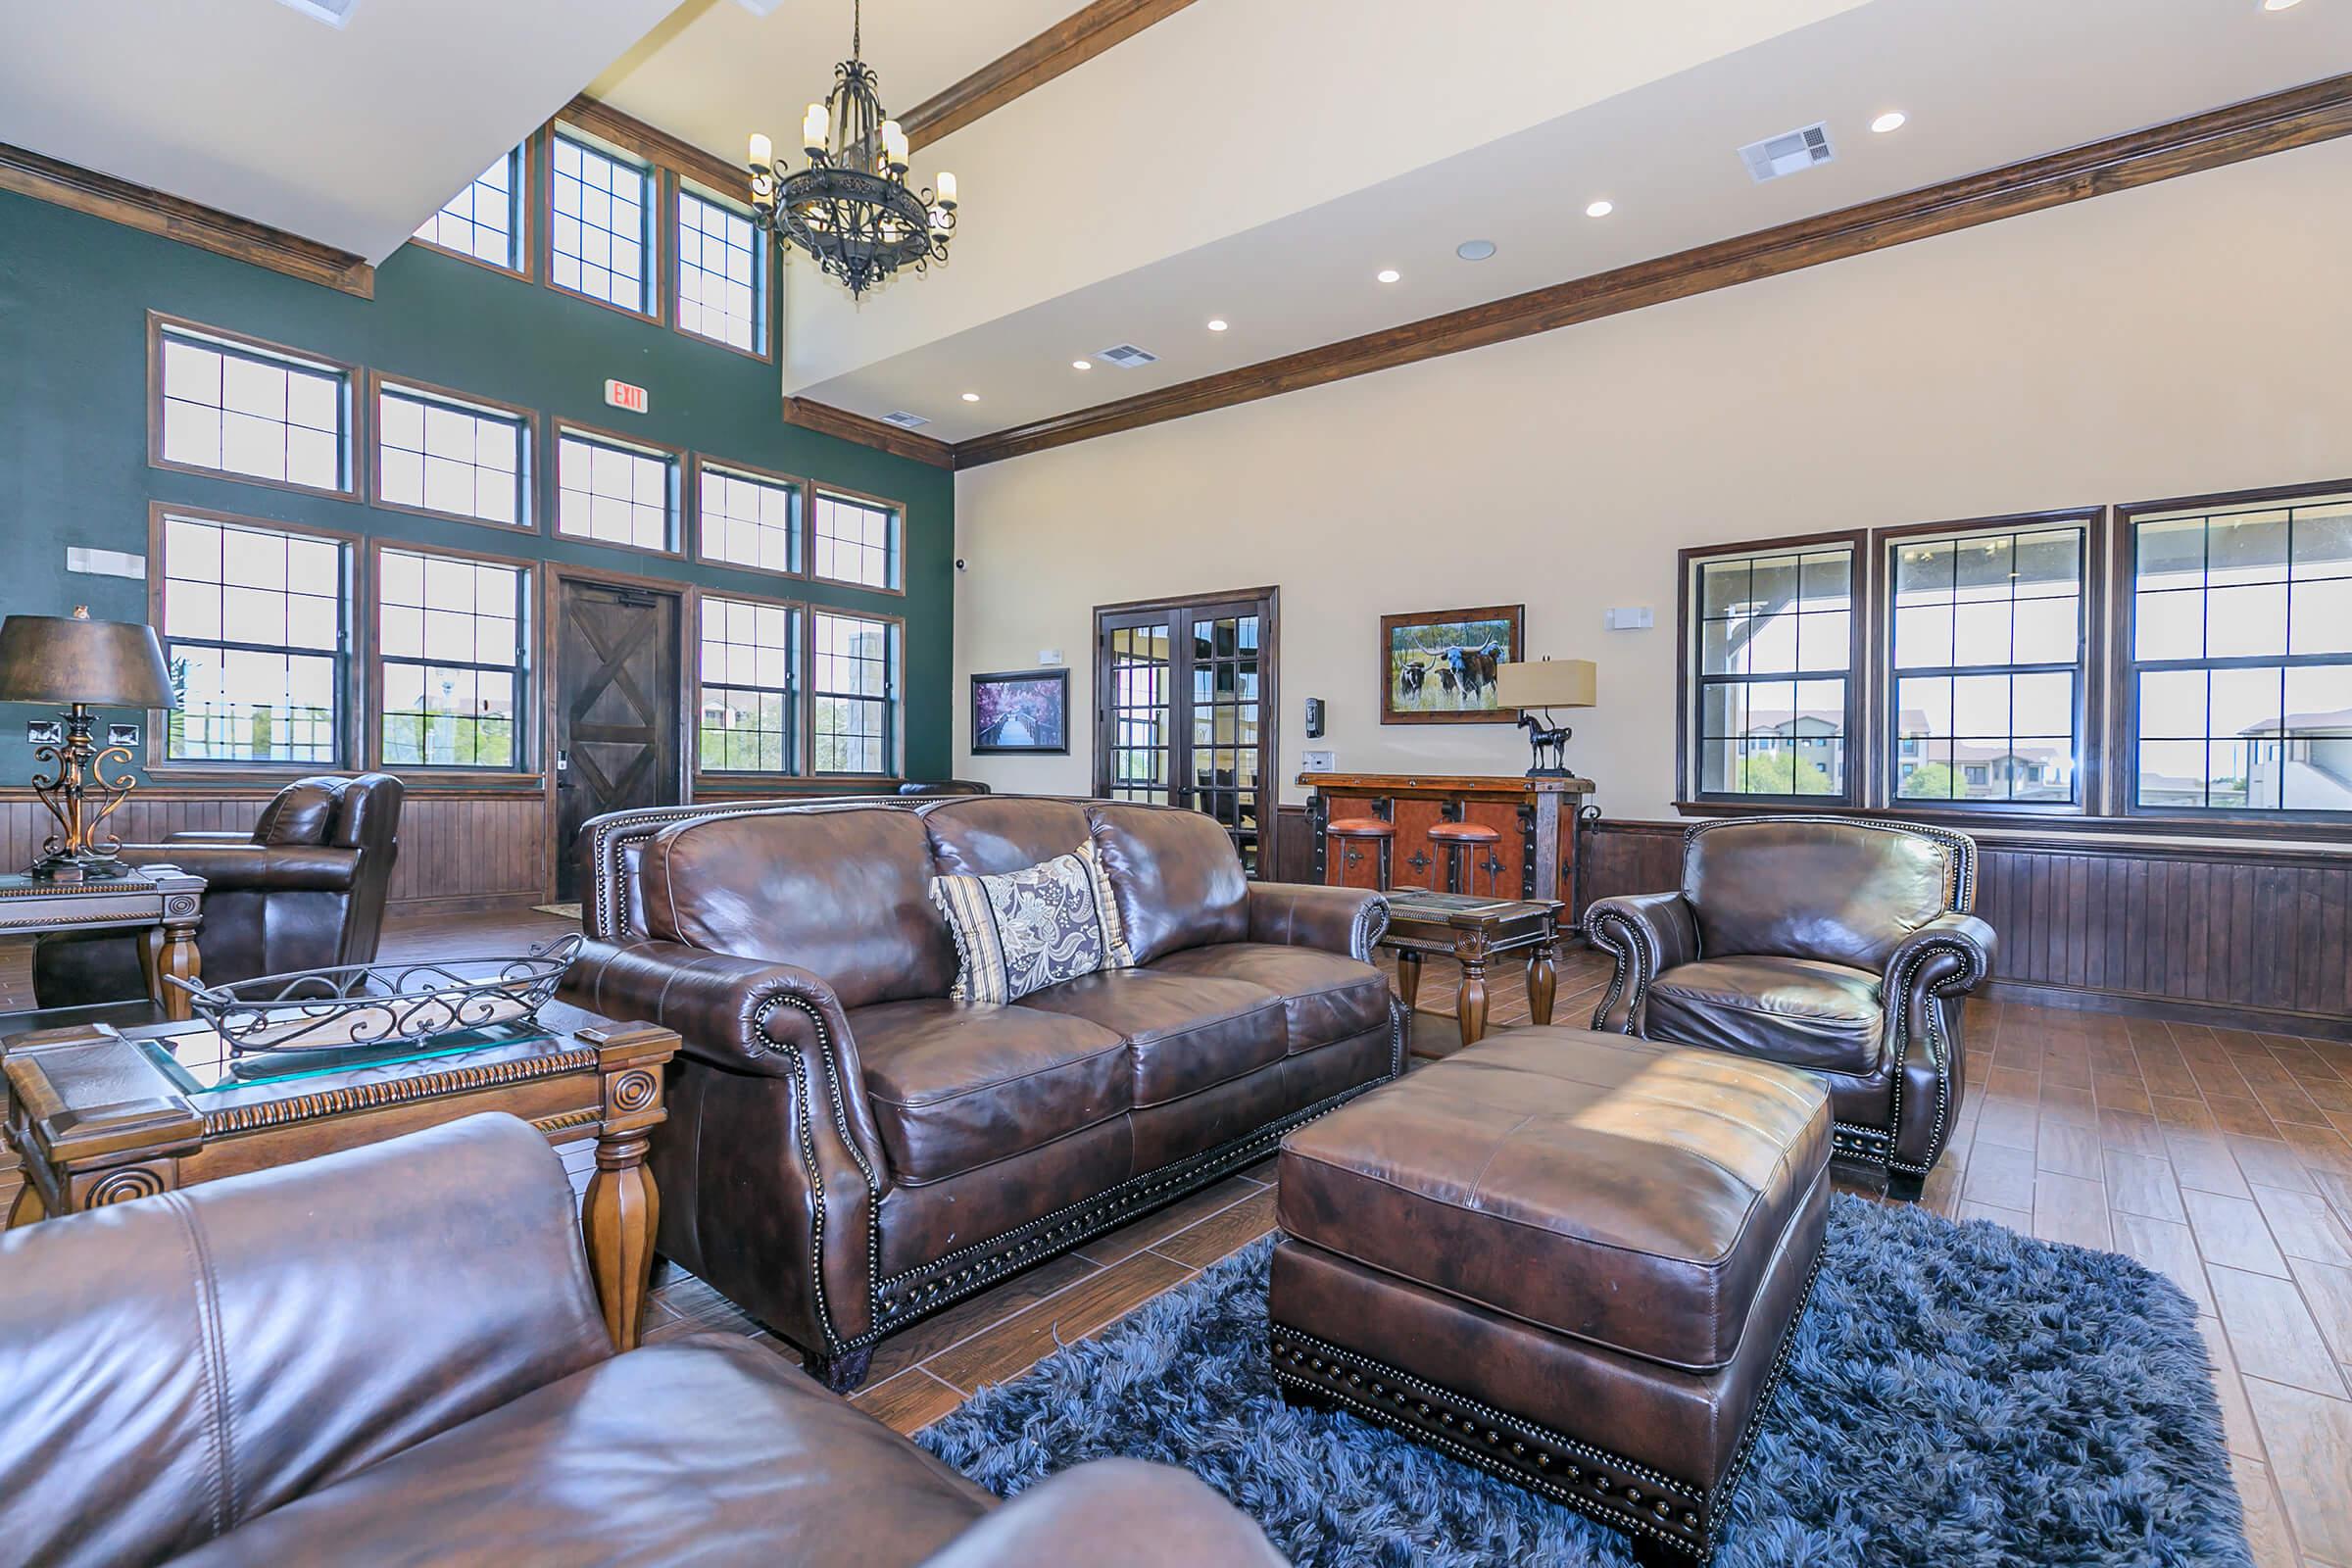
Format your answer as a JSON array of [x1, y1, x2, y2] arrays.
[[0, 0, 680, 265]]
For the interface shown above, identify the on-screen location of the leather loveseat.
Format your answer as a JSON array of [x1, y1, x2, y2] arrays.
[[0, 1112, 1286, 1568], [1586, 815, 1996, 1198], [562, 794, 1402, 1388], [34, 772, 404, 1009]]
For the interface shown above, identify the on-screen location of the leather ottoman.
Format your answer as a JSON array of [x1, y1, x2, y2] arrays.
[[1268, 1028, 1830, 1564]]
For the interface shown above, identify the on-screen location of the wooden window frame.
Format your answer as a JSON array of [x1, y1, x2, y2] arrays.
[[548, 419, 686, 561], [148, 312, 362, 502], [366, 370, 542, 534], [145, 502, 363, 780], [2112, 477, 2352, 832], [692, 585, 806, 784], [808, 483, 907, 597], [808, 605, 906, 780], [1676, 530, 1870, 809], [365, 535, 537, 782], [541, 125, 662, 324], [689, 452, 808, 581], [1871, 507, 2108, 820], [407, 141, 532, 279], [668, 173, 773, 364]]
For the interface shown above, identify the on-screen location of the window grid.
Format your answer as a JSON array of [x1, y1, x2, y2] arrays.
[[699, 596, 799, 774], [557, 430, 675, 553], [159, 514, 345, 765], [699, 463, 800, 575], [1888, 523, 2087, 807], [2129, 493, 2352, 814], [676, 190, 762, 354], [812, 612, 896, 774], [812, 492, 899, 589], [1690, 545, 1854, 801], [1105, 623, 1172, 803], [414, 147, 523, 270], [157, 326, 348, 493], [377, 548, 526, 770], [377, 383, 529, 528], [551, 134, 652, 312]]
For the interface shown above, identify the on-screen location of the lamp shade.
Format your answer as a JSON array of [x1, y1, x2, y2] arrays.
[[0, 612, 178, 709], [1496, 659, 1596, 710]]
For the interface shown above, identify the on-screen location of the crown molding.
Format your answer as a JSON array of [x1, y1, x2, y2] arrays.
[[902, 0, 1200, 151], [0, 140, 374, 298], [559, 95, 751, 201], [784, 397, 956, 467], [951, 71, 2352, 469]]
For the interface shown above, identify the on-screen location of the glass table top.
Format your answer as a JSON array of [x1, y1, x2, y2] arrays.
[[139, 1018, 565, 1097]]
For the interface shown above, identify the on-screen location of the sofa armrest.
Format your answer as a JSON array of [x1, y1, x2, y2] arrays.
[[1879, 911, 1995, 1173], [918, 1460, 1287, 1568], [1246, 881, 1388, 961], [1585, 890, 1699, 1035], [122, 841, 357, 892]]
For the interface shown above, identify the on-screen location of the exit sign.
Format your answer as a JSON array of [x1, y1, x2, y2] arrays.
[[604, 378, 650, 414]]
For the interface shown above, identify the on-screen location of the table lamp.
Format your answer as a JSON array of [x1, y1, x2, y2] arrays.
[[1496, 659, 1596, 778], [0, 607, 178, 880]]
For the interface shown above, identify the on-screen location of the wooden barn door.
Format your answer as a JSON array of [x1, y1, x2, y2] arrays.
[[551, 573, 682, 900]]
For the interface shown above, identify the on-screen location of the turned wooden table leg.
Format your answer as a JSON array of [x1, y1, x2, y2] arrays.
[[1527, 940, 1558, 1027], [583, 1124, 660, 1351], [1455, 942, 1491, 1048], [1396, 949, 1423, 1010]]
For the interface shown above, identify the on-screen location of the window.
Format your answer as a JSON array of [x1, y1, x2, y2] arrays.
[[414, 146, 524, 270], [2126, 489, 2352, 814], [1887, 518, 2088, 806], [676, 188, 763, 354], [155, 321, 351, 494], [1687, 540, 1857, 801], [699, 595, 798, 773], [375, 379, 530, 528], [550, 133, 653, 312], [811, 611, 897, 774], [376, 548, 526, 770], [158, 513, 346, 765], [556, 428, 676, 553], [811, 490, 901, 590], [698, 461, 800, 575]]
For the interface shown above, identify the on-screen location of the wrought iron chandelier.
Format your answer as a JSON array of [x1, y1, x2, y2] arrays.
[[746, 0, 958, 299]]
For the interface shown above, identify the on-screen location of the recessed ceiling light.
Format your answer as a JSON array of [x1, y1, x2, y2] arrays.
[[1585, 200, 1613, 219], [1455, 239, 1496, 261], [1871, 111, 1908, 134], [1376, 269, 1401, 283], [2262, 0, 2304, 11], [960, 392, 980, 402], [1206, 318, 1228, 331], [1071, 359, 1092, 370]]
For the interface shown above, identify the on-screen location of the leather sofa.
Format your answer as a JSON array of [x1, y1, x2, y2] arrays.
[[1586, 815, 1996, 1198], [562, 794, 1402, 1387], [0, 1112, 1286, 1568], [34, 772, 404, 1009]]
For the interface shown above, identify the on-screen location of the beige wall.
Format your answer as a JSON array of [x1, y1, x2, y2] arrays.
[[952, 138, 2352, 820]]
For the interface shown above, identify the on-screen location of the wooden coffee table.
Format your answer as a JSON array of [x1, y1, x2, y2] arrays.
[[1379, 889, 1562, 1048], [0, 1002, 675, 1349]]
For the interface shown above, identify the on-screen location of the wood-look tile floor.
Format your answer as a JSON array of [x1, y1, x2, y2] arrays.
[[8, 913, 2347, 1563]]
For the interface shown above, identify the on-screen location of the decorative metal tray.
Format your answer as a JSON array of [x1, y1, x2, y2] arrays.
[[166, 934, 584, 1059]]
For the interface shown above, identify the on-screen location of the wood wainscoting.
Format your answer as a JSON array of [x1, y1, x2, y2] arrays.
[[1577, 817, 2352, 1042], [0, 787, 550, 915]]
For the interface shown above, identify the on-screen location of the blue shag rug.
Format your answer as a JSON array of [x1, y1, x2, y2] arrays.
[[918, 1194, 2249, 1567]]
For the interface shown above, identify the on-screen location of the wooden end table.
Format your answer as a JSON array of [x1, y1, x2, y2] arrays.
[[1380, 890, 1563, 1049], [0, 864, 205, 1020], [0, 1002, 676, 1350]]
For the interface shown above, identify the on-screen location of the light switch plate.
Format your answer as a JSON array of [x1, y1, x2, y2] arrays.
[[1037, 649, 1063, 665], [1300, 750, 1336, 772]]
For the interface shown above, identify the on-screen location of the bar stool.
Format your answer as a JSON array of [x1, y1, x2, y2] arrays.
[[1326, 817, 1396, 890], [1427, 821, 1501, 896]]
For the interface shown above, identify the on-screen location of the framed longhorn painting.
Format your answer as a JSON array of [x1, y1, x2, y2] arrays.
[[1380, 605, 1524, 724]]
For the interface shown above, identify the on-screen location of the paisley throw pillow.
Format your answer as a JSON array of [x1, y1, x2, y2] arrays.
[[931, 840, 1134, 1004]]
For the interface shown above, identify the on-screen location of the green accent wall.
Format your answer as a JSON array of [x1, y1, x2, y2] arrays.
[[0, 187, 953, 786]]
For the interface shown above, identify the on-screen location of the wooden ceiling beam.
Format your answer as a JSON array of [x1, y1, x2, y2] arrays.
[[902, 0, 1200, 151]]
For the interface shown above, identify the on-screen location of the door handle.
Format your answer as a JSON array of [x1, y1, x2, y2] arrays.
[[556, 748, 571, 788]]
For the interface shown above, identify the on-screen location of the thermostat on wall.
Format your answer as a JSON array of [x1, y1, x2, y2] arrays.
[[1606, 607, 1654, 630]]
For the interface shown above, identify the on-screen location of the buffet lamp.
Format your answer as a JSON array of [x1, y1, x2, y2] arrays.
[[1496, 659, 1596, 778], [0, 608, 178, 880]]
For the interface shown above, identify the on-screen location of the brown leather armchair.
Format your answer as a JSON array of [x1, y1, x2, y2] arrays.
[[33, 772, 404, 1009], [1586, 816, 1995, 1198], [0, 1112, 1285, 1568]]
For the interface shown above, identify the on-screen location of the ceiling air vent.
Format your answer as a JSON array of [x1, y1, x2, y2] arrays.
[[880, 411, 930, 429], [1096, 344, 1159, 368], [273, 0, 364, 25], [1739, 122, 1834, 183]]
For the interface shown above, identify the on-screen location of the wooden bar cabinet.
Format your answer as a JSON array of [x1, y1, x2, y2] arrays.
[[1298, 772, 1597, 933]]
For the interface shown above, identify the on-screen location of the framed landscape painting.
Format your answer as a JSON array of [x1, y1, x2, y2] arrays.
[[971, 668, 1071, 755], [1380, 604, 1525, 724]]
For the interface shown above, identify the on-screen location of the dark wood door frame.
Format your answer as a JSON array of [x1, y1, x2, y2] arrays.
[[543, 563, 691, 900], [1092, 585, 1281, 878]]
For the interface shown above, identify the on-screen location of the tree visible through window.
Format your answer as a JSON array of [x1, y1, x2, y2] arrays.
[[160, 514, 344, 764], [1690, 544, 1854, 800], [377, 548, 524, 769], [699, 595, 797, 773], [812, 611, 896, 774]]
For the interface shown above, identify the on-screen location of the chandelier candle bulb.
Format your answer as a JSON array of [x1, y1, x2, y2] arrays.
[[803, 103, 828, 154], [937, 171, 957, 208], [882, 120, 908, 172], [748, 132, 773, 172]]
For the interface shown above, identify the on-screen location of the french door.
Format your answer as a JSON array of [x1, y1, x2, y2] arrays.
[[1094, 588, 1279, 875]]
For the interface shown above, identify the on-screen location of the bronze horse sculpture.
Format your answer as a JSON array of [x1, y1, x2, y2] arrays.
[[1517, 710, 1572, 775]]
